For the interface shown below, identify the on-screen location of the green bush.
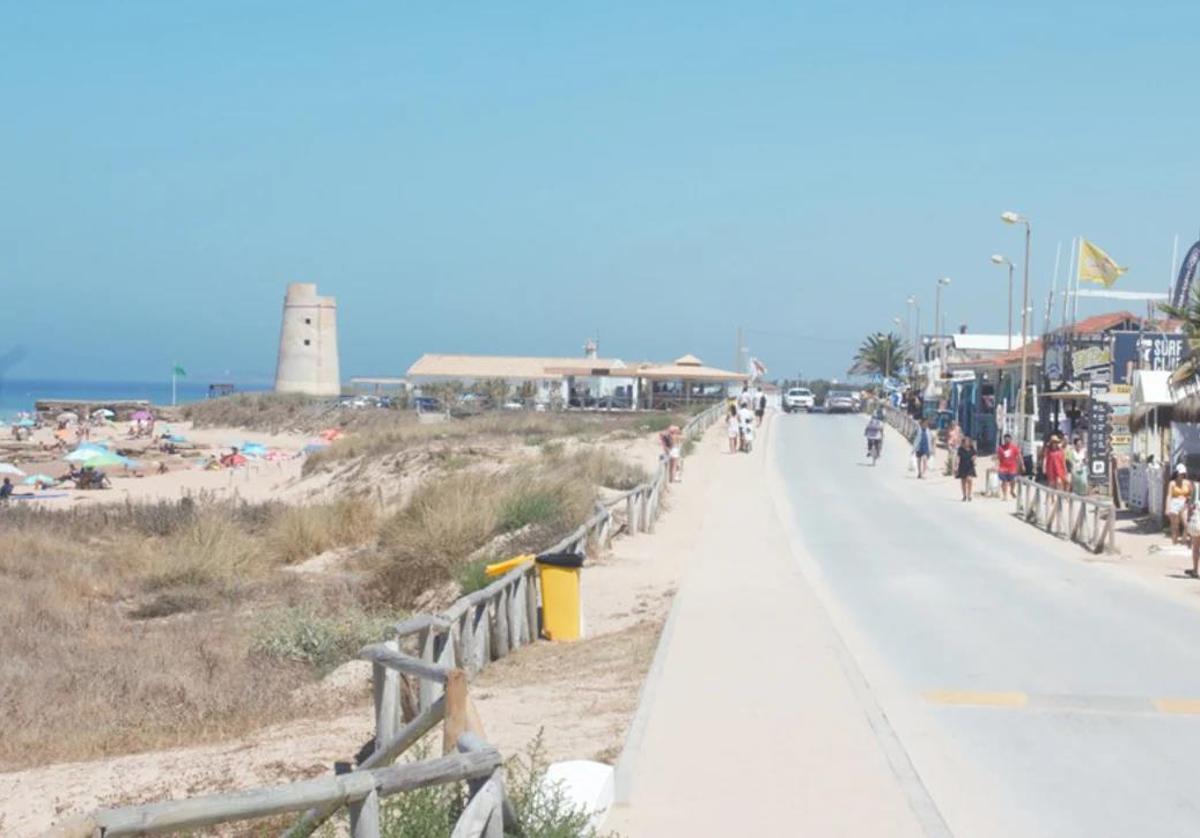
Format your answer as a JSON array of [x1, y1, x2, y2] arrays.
[[497, 488, 562, 533], [457, 558, 492, 595], [375, 733, 607, 838], [252, 606, 397, 675]]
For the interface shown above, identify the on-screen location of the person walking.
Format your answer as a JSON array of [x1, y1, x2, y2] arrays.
[[1043, 435, 1068, 492], [914, 419, 933, 478], [945, 421, 962, 477], [667, 425, 683, 483], [756, 392, 767, 427], [1066, 436, 1089, 496], [726, 406, 739, 454], [956, 436, 977, 501], [1167, 464, 1193, 545], [996, 433, 1022, 500]]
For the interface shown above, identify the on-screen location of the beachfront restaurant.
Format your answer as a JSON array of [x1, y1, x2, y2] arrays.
[[406, 352, 746, 411]]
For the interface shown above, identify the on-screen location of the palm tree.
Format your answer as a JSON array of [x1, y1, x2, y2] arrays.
[[851, 332, 909, 378]]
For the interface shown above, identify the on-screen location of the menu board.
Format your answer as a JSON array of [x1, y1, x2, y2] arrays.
[[1088, 383, 1113, 489], [1109, 403, 1132, 456]]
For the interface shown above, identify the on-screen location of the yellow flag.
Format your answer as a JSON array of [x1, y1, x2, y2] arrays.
[[1078, 239, 1128, 287]]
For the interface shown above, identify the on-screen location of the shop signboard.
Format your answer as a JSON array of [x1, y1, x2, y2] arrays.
[[1111, 332, 1188, 385], [1088, 382, 1113, 489], [1046, 333, 1113, 388]]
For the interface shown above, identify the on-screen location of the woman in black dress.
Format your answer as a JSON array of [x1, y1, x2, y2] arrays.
[[956, 436, 977, 501]]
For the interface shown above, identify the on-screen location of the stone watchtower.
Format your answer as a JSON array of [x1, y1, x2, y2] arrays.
[[273, 282, 341, 396]]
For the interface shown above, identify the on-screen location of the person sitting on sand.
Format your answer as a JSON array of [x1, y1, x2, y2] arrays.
[[157, 461, 169, 475], [220, 447, 241, 468]]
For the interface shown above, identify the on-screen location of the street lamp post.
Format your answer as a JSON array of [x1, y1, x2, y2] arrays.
[[907, 296, 921, 362], [1002, 211, 1032, 441], [892, 317, 903, 379], [934, 277, 951, 365], [990, 254, 1015, 351]]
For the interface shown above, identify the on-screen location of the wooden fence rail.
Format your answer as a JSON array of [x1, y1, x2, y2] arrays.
[[1014, 476, 1117, 554], [52, 400, 729, 838], [881, 405, 919, 442]]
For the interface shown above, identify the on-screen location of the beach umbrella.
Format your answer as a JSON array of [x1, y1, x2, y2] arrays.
[[13, 418, 35, 428], [241, 442, 268, 456], [0, 463, 25, 476], [23, 474, 57, 486], [75, 442, 110, 451], [131, 410, 154, 421], [57, 412, 79, 422], [78, 452, 138, 469], [265, 450, 290, 462], [91, 408, 115, 419]]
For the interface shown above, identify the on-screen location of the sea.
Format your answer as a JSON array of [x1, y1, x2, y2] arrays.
[[0, 378, 271, 422]]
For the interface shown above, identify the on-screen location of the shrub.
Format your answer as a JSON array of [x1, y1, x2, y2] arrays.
[[252, 606, 396, 675], [497, 487, 563, 533], [375, 733, 607, 838], [456, 558, 492, 596], [265, 498, 380, 565]]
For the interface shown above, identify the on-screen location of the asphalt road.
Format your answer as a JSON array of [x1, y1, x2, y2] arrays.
[[772, 413, 1200, 838]]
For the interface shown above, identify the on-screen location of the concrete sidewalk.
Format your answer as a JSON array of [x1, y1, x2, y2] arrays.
[[605, 416, 934, 836]]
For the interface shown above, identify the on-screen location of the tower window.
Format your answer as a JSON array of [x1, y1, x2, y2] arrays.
[[304, 339, 311, 346]]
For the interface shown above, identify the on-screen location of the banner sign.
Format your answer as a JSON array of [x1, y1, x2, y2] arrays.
[[1111, 332, 1188, 385], [1088, 382, 1113, 489], [1171, 240, 1200, 309], [1044, 333, 1111, 387]]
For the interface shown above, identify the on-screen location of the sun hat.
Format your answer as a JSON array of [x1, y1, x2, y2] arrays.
[[1177, 463, 1188, 475]]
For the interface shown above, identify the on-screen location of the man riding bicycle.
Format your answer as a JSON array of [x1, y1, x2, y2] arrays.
[[865, 412, 884, 460]]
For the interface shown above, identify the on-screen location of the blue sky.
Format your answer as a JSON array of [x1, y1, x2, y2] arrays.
[[2, 1, 1198, 383]]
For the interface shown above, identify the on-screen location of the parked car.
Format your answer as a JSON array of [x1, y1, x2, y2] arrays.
[[824, 390, 857, 414], [413, 396, 441, 412], [783, 387, 816, 413]]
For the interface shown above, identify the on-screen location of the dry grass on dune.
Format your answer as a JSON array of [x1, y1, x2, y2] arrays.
[[0, 498, 389, 770], [0, 422, 654, 769], [180, 392, 329, 432], [304, 410, 681, 475], [366, 448, 648, 604]]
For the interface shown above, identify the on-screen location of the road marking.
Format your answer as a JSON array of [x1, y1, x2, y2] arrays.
[[922, 690, 1028, 708], [924, 691, 1200, 716], [1154, 698, 1200, 715]]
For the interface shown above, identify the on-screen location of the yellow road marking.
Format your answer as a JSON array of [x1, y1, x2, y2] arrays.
[[1154, 698, 1200, 715], [922, 690, 1028, 708]]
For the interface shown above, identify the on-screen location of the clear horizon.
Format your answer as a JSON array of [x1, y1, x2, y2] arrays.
[[3, 2, 1198, 382]]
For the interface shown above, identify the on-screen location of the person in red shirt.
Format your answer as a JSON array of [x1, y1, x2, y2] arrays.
[[995, 433, 1022, 499]]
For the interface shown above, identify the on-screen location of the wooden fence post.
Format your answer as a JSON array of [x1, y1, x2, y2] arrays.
[[492, 590, 510, 659], [349, 788, 381, 838], [525, 567, 540, 641], [373, 639, 400, 750], [443, 669, 468, 755]]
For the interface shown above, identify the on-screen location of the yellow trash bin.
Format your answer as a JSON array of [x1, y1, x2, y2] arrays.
[[536, 552, 584, 641]]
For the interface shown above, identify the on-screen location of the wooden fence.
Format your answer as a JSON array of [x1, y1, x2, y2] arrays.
[[881, 405, 919, 442], [50, 401, 728, 838], [1013, 476, 1117, 554], [882, 406, 1118, 555]]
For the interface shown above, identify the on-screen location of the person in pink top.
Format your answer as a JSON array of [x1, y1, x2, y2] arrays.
[[995, 433, 1022, 500]]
